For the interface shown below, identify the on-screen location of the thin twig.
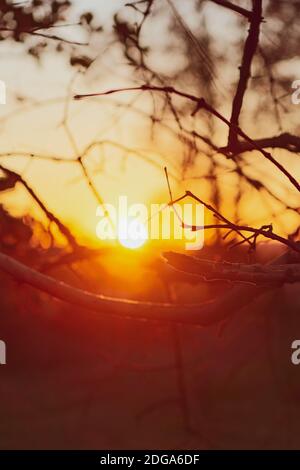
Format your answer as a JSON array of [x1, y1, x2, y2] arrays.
[[74, 85, 300, 191]]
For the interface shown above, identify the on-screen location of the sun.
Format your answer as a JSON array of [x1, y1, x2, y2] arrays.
[[117, 217, 148, 249]]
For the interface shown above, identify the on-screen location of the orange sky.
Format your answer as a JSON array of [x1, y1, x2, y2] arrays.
[[0, 0, 299, 251]]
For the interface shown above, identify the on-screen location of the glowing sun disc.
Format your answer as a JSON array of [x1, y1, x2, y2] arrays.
[[118, 217, 148, 249]]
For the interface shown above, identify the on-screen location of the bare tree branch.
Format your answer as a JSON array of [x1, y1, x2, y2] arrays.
[[209, 0, 253, 19], [0, 247, 298, 326], [220, 132, 300, 155], [170, 190, 300, 253], [228, 0, 263, 147], [164, 252, 300, 284], [0, 27, 89, 46], [0, 164, 77, 248], [74, 84, 300, 192]]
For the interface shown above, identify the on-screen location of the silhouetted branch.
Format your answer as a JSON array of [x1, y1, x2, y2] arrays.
[[165, 165, 253, 248], [228, 0, 263, 147], [209, 0, 253, 19], [74, 85, 300, 192], [24, 30, 88, 46], [170, 190, 300, 253], [0, 246, 298, 326], [0, 164, 77, 248], [0, 151, 77, 164], [220, 133, 300, 155], [164, 252, 300, 284]]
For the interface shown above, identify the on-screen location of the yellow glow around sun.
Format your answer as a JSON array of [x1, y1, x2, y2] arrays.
[[117, 217, 148, 249]]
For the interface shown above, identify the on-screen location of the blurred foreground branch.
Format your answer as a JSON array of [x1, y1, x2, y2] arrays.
[[164, 252, 300, 284], [0, 246, 299, 326]]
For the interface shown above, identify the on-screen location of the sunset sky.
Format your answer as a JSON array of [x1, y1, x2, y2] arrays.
[[0, 0, 299, 249]]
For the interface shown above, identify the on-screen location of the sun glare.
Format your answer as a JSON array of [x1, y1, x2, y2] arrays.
[[117, 217, 148, 249]]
